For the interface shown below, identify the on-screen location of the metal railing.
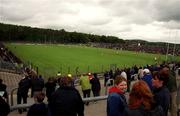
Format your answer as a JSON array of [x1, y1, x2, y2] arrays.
[[10, 95, 108, 111], [10, 87, 18, 106]]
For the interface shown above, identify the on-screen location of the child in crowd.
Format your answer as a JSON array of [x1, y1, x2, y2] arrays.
[[27, 92, 48, 116]]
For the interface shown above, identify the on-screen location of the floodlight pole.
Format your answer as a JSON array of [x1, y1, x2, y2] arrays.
[[173, 30, 178, 57], [173, 42, 176, 56], [166, 42, 169, 61]]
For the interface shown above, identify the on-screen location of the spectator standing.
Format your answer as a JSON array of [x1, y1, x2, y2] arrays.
[[126, 68, 131, 92], [129, 75, 139, 91], [17, 73, 31, 114], [114, 68, 121, 78], [0, 79, 8, 101], [49, 76, 84, 116], [104, 71, 110, 87], [0, 96, 10, 116], [161, 65, 178, 116], [79, 74, 91, 105], [130, 67, 135, 78], [134, 65, 139, 74], [121, 69, 127, 80], [138, 67, 144, 79], [109, 69, 114, 79], [90, 73, 101, 98], [27, 92, 48, 116], [152, 71, 170, 116], [30, 71, 44, 97], [141, 69, 153, 91], [107, 75, 127, 116], [127, 80, 164, 116], [88, 73, 93, 80], [176, 66, 180, 113], [45, 77, 56, 102]]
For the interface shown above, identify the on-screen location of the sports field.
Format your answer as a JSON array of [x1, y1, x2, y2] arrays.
[[6, 43, 169, 77]]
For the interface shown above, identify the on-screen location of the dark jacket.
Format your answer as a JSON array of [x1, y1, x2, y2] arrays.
[[45, 81, 56, 101], [126, 105, 164, 116], [27, 103, 48, 116], [153, 86, 170, 116], [0, 83, 7, 98], [0, 83, 6, 91], [31, 77, 44, 92], [90, 77, 101, 92], [107, 86, 127, 116], [17, 77, 31, 96], [166, 71, 177, 92], [0, 96, 10, 116], [49, 86, 84, 116]]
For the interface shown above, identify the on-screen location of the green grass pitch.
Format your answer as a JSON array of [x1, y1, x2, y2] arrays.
[[6, 43, 174, 77]]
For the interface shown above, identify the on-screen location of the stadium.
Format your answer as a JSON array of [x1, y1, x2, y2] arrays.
[[0, 24, 180, 116], [0, 0, 180, 116]]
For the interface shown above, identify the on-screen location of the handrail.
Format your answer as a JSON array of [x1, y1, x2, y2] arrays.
[[10, 95, 108, 111], [7, 92, 9, 104], [10, 87, 18, 106]]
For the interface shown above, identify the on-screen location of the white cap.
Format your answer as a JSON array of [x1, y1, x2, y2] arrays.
[[143, 69, 150, 74], [121, 71, 127, 80]]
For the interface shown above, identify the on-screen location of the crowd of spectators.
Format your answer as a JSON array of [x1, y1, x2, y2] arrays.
[[90, 42, 180, 56], [0, 61, 179, 116], [0, 42, 23, 73], [106, 62, 180, 116], [0, 42, 22, 64]]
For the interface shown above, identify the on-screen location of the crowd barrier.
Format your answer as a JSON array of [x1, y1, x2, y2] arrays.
[[10, 95, 108, 111]]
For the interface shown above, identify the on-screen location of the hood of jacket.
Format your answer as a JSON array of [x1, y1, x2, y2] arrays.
[[108, 86, 124, 94]]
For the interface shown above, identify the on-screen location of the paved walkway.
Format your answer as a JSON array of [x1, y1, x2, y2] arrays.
[[9, 100, 106, 116]]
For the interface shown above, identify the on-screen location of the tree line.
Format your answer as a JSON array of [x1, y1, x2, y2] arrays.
[[0, 23, 124, 44], [0, 23, 180, 50]]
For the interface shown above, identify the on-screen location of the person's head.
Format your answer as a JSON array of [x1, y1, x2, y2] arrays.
[[67, 74, 72, 78], [39, 75, 42, 78], [34, 92, 45, 103], [48, 77, 54, 82], [129, 80, 154, 110], [114, 75, 127, 92], [88, 72, 91, 76], [152, 71, 168, 88], [57, 71, 61, 75], [20, 73, 26, 79], [93, 73, 97, 78], [30, 70, 37, 78], [25, 67, 31, 75], [143, 68, 150, 75], [159, 65, 169, 77], [58, 76, 72, 87]]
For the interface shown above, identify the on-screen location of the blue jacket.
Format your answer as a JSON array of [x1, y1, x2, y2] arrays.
[[107, 87, 127, 116], [142, 74, 153, 91]]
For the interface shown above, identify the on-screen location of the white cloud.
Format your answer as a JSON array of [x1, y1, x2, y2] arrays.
[[79, 6, 111, 25], [0, 0, 180, 43]]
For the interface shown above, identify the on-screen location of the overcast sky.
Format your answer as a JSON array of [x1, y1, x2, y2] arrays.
[[0, 0, 180, 43]]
